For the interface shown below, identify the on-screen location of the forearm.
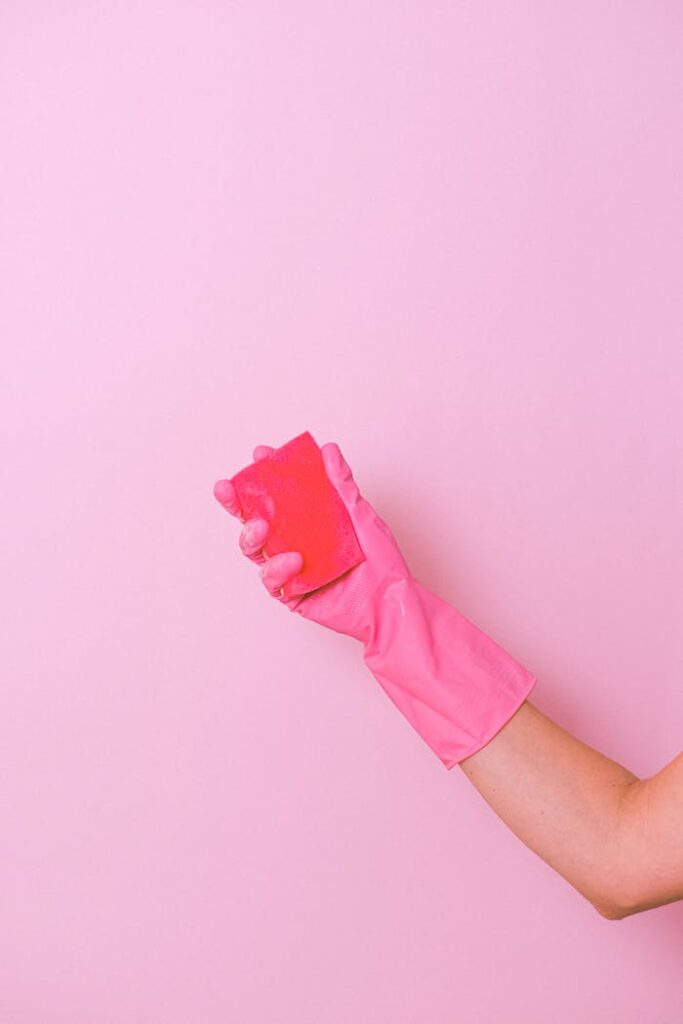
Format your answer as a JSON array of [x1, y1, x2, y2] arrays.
[[458, 700, 640, 918]]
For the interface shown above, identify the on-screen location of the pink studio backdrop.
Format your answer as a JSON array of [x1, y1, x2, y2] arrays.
[[2, 3, 682, 1022]]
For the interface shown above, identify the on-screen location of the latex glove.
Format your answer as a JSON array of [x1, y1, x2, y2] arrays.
[[214, 442, 536, 768]]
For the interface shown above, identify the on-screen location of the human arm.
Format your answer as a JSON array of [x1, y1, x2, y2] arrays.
[[459, 700, 683, 919], [214, 440, 683, 920]]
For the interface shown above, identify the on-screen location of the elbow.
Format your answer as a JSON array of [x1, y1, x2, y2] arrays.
[[589, 863, 643, 920], [594, 889, 671, 921], [594, 900, 632, 921], [592, 882, 644, 921]]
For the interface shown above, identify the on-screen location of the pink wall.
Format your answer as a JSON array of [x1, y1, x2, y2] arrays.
[[2, 3, 682, 1021]]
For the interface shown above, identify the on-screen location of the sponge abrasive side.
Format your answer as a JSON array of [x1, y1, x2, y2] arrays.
[[230, 431, 366, 598]]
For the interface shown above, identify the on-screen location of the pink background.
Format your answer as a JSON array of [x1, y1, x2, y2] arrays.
[[2, 3, 682, 1021]]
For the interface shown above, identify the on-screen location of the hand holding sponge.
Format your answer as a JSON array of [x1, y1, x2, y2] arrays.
[[214, 431, 536, 768], [228, 431, 366, 600]]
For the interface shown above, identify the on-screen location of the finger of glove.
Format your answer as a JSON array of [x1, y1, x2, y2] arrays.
[[321, 442, 361, 508], [213, 478, 243, 520], [213, 444, 275, 520], [239, 518, 269, 563], [260, 551, 304, 599]]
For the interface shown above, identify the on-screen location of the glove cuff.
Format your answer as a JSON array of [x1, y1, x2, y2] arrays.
[[362, 574, 537, 768]]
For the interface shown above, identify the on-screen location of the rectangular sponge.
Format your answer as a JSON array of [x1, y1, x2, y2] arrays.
[[230, 431, 366, 599]]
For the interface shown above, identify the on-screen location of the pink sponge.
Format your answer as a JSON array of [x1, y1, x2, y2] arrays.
[[229, 431, 366, 599]]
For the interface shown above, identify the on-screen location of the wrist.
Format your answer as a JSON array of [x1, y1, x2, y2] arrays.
[[362, 573, 537, 768]]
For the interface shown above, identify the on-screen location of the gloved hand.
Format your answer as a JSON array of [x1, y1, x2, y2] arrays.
[[214, 441, 536, 768]]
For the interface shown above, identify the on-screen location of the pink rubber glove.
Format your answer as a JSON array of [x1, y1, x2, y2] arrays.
[[214, 441, 537, 769]]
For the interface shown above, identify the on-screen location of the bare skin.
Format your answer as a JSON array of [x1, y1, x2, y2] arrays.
[[214, 476, 683, 921], [458, 701, 683, 919]]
